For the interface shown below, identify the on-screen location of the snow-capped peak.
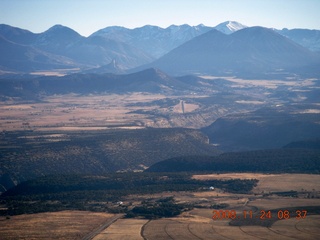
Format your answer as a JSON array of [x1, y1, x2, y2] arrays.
[[214, 21, 247, 34]]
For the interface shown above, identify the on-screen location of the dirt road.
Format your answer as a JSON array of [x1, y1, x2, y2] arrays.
[[82, 214, 124, 240]]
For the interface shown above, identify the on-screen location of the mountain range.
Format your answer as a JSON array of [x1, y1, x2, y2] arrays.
[[0, 21, 319, 77]]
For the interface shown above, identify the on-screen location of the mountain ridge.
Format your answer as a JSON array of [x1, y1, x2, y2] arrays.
[[91, 23, 213, 58]]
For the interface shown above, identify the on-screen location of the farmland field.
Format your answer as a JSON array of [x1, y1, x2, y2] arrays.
[[93, 219, 149, 240], [0, 211, 115, 240], [192, 173, 320, 193], [1, 173, 319, 239], [139, 173, 320, 239], [0, 93, 168, 131]]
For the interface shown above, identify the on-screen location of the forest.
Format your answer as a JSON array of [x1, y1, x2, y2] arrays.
[[146, 148, 320, 173], [0, 172, 258, 216]]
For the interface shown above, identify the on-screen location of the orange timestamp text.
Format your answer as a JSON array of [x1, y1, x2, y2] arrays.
[[212, 209, 307, 220]]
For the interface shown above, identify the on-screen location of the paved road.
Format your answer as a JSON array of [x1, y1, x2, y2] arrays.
[[81, 213, 124, 240]]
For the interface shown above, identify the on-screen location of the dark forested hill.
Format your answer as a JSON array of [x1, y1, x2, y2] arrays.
[[0, 68, 211, 99], [283, 139, 320, 150], [202, 106, 320, 152], [0, 128, 219, 191], [146, 148, 320, 173]]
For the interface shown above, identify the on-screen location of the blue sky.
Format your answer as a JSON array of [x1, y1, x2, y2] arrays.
[[1, 0, 320, 36]]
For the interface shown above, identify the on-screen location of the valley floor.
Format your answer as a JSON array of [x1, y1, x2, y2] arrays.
[[0, 92, 222, 130], [2, 76, 317, 131]]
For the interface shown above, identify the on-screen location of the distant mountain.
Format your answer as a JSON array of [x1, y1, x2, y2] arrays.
[[139, 26, 320, 77], [214, 21, 247, 34], [33, 25, 153, 69], [91, 24, 212, 58], [215, 22, 320, 53], [276, 28, 320, 52], [283, 139, 320, 150], [202, 105, 320, 151], [91, 22, 250, 58], [0, 35, 77, 72], [81, 35, 153, 68], [34, 24, 84, 53]]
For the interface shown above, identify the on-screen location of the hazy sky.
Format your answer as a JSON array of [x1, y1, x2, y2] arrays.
[[1, 0, 320, 36]]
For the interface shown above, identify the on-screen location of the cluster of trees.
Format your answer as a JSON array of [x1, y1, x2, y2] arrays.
[[126, 197, 190, 219]]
